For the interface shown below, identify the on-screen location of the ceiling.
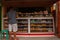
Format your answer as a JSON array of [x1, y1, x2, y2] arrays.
[[2, 0, 57, 7]]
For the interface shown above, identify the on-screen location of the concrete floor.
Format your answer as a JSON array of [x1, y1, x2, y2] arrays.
[[18, 37, 60, 40], [0, 36, 60, 40]]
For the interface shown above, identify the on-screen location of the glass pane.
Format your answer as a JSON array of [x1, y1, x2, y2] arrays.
[[30, 19, 53, 33], [17, 19, 28, 33]]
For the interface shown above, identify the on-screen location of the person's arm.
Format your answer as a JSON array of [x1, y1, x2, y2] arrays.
[[16, 12, 18, 18], [7, 12, 11, 20], [15, 11, 18, 18], [6, 12, 9, 19]]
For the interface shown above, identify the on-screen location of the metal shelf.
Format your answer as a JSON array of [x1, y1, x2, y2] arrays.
[[3, 17, 54, 34], [3, 17, 53, 19], [30, 22, 53, 23]]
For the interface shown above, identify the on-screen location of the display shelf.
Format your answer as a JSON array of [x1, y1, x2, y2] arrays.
[[3, 17, 53, 19], [30, 24, 53, 26], [30, 22, 53, 24], [3, 17, 54, 33], [30, 17, 54, 33], [18, 28, 28, 33], [3, 10, 54, 34], [17, 12, 53, 17]]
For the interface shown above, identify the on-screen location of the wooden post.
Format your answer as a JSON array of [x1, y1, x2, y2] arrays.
[[57, 0, 60, 37], [2, 6, 7, 30]]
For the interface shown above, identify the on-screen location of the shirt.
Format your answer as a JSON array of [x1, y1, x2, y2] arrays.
[[7, 10, 17, 24]]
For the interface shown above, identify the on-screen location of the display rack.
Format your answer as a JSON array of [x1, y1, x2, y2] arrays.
[[3, 12, 55, 34]]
